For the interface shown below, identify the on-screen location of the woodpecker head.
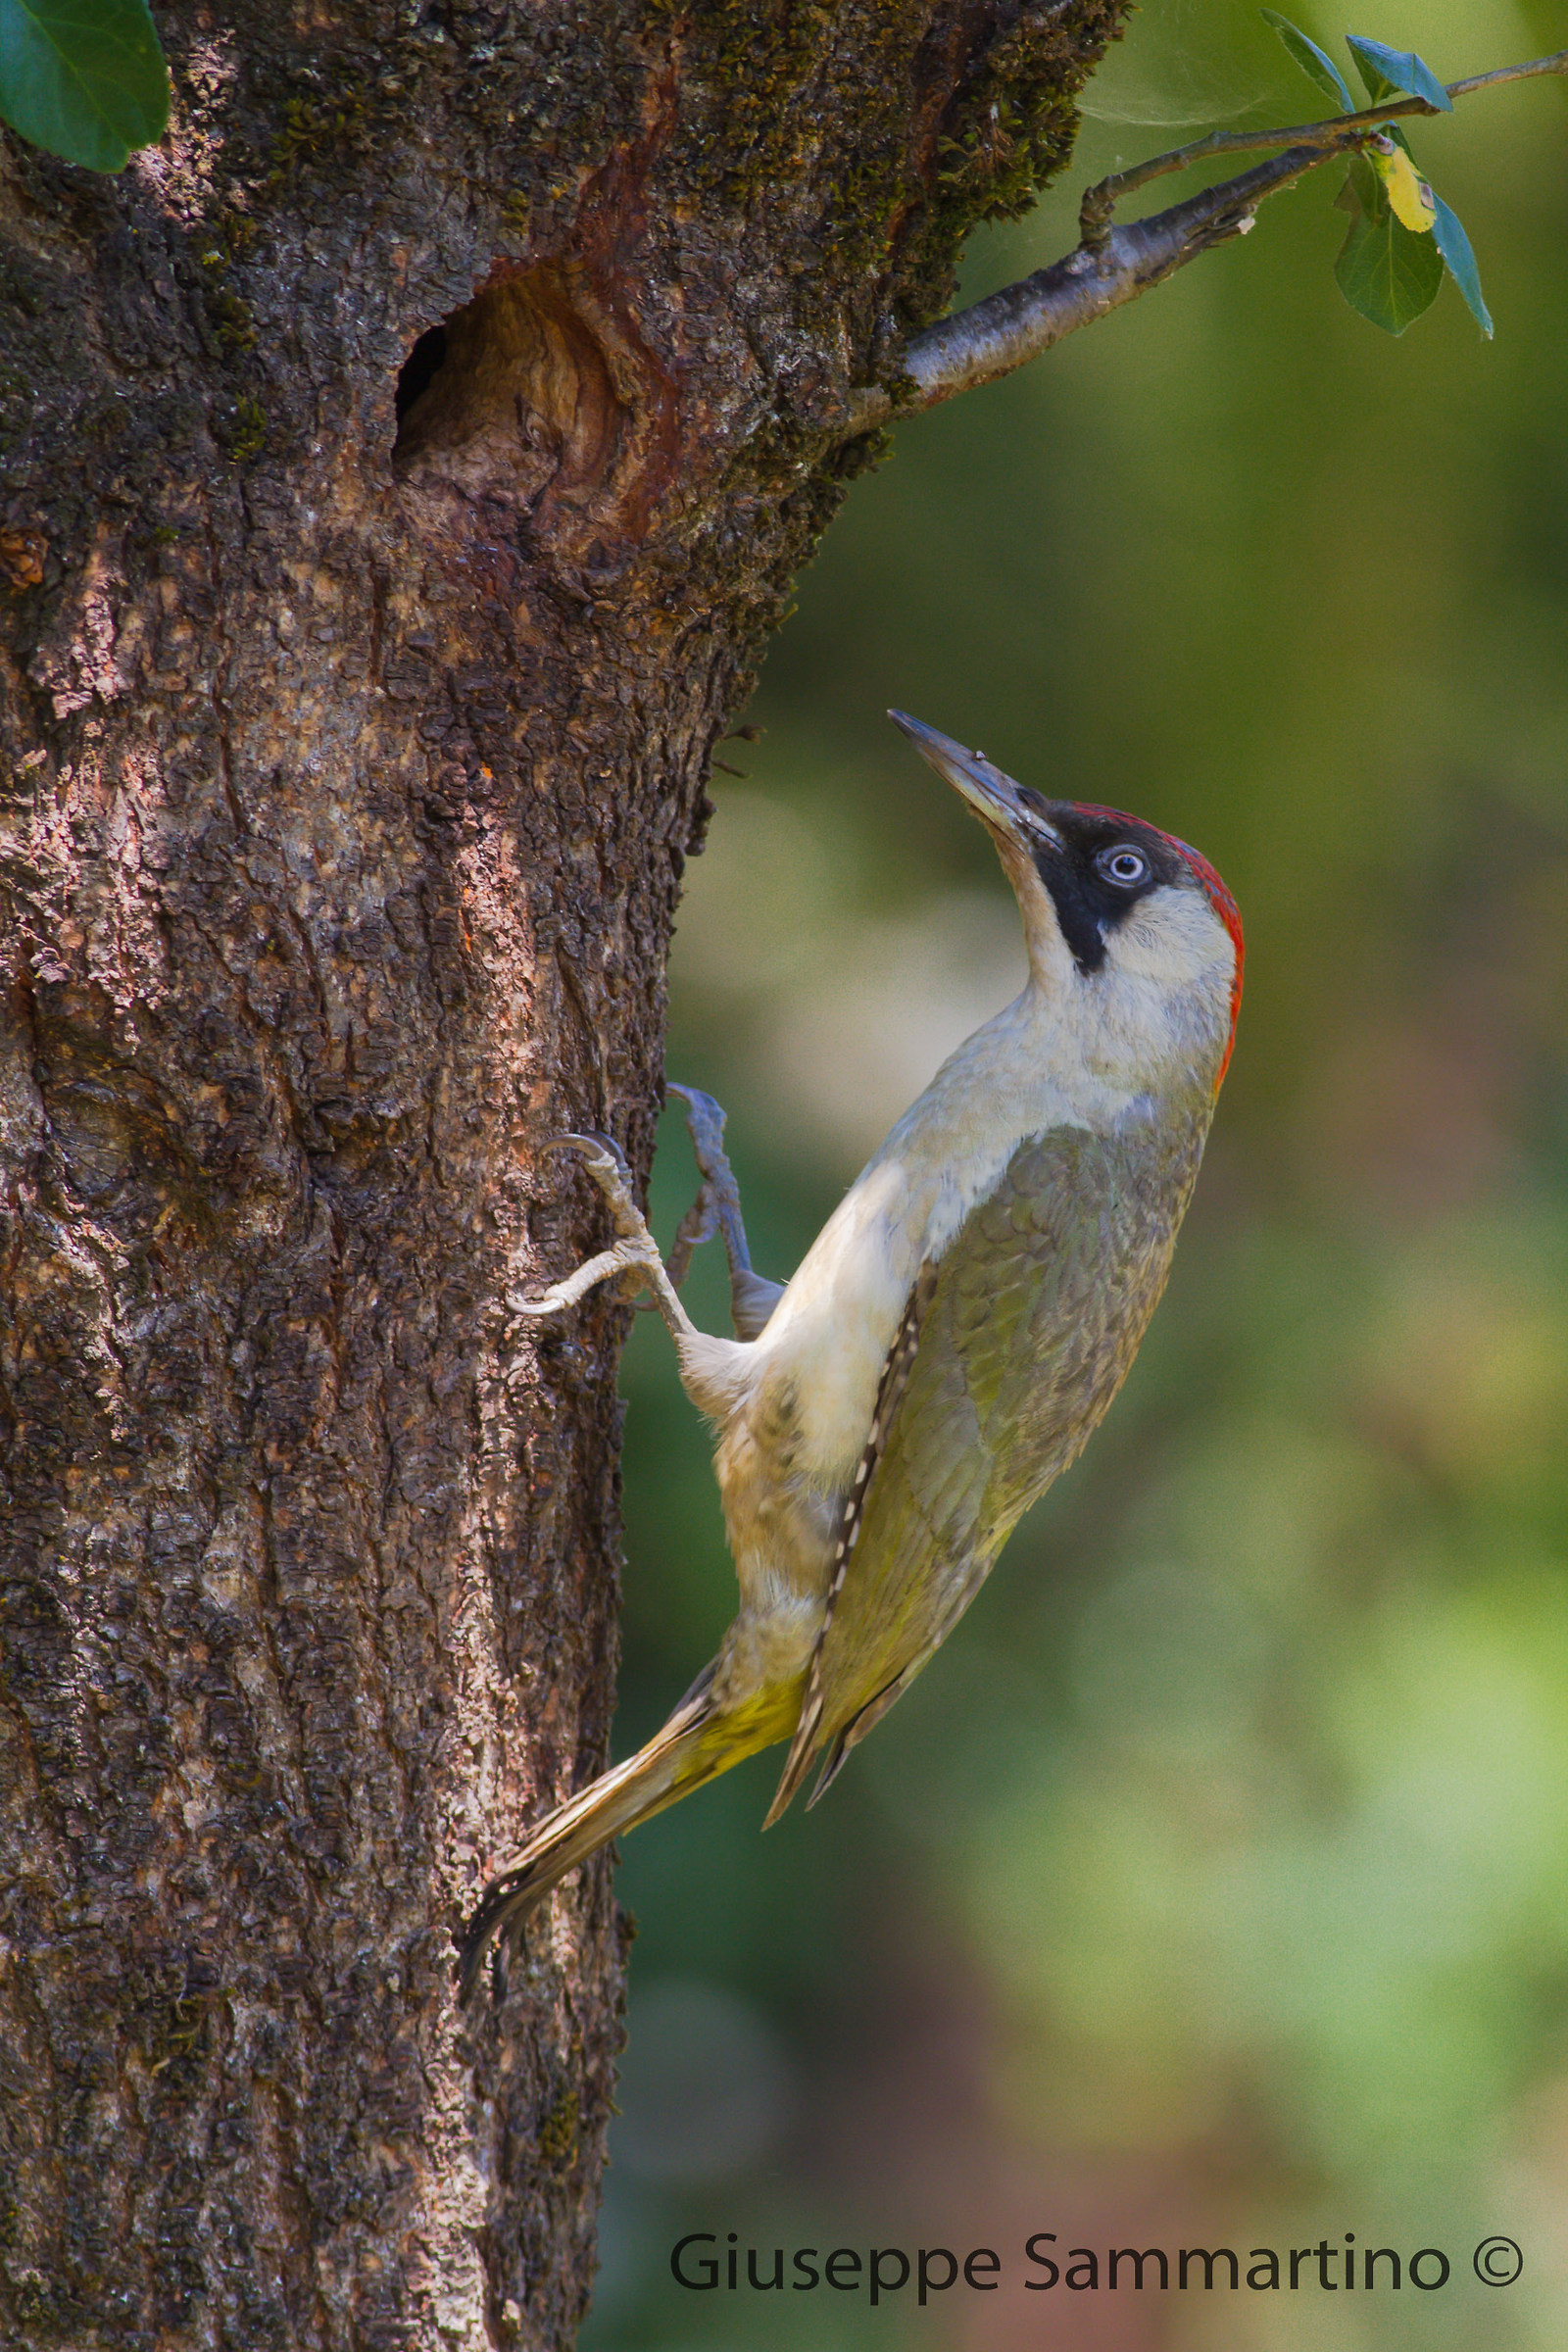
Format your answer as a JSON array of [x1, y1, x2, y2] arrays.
[[890, 710, 1243, 1089]]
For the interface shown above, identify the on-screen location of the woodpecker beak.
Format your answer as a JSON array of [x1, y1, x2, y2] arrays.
[[887, 710, 1061, 852]]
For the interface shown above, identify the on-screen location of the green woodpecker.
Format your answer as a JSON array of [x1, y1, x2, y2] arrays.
[[459, 711, 1243, 2000]]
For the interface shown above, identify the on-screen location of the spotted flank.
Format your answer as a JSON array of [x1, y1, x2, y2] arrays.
[[763, 1261, 939, 1826]]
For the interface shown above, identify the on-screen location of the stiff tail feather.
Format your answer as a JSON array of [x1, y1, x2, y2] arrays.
[[458, 1667, 807, 2003], [457, 1672, 714, 2004]]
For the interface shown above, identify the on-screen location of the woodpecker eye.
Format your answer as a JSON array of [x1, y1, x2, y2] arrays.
[[1096, 845, 1150, 888]]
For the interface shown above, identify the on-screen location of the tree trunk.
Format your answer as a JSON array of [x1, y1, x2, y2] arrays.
[[0, 3, 1123, 2342]]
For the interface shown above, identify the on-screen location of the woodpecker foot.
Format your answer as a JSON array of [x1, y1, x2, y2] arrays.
[[664, 1085, 748, 1290], [521, 1133, 693, 1335], [663, 1085, 784, 1340]]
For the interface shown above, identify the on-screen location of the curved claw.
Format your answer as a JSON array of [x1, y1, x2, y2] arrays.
[[665, 1083, 721, 1126], [517, 1127, 667, 1323], [544, 1130, 631, 1182]]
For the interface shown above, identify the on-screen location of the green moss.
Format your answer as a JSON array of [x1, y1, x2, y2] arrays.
[[13, 2268, 74, 2334], [536, 2083, 580, 2170], [262, 83, 374, 195], [221, 211, 255, 259], [136, 1975, 211, 2092], [895, 0, 1130, 327], [935, 24, 1095, 224], [663, 0, 842, 208], [222, 395, 267, 465], [200, 268, 257, 353]]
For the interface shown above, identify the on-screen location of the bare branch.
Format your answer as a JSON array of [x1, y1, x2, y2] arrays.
[[1451, 50, 1568, 99], [839, 146, 1333, 436], [837, 47, 1568, 439]]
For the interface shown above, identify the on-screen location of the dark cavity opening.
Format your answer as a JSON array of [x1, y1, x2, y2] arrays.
[[396, 323, 450, 426], [390, 271, 616, 492]]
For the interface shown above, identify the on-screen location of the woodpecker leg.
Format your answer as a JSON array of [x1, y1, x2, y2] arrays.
[[520, 1134, 700, 1347], [664, 1085, 752, 1289], [665, 1084, 785, 1341]]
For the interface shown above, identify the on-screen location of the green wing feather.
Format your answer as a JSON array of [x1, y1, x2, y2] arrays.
[[767, 1112, 1210, 1819]]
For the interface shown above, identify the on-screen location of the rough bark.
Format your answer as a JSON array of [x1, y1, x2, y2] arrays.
[[0, 3, 1124, 2344]]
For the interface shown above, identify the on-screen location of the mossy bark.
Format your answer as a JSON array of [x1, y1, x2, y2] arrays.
[[0, 2, 1124, 2344]]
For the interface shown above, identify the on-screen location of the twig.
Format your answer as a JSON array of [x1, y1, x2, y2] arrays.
[[1080, 48, 1568, 246], [835, 47, 1568, 439]]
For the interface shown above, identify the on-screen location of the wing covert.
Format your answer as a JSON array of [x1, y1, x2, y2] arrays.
[[768, 1112, 1208, 1817]]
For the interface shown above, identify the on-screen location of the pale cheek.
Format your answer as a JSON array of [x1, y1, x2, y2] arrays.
[[1116, 895, 1228, 991], [1092, 900, 1234, 1072]]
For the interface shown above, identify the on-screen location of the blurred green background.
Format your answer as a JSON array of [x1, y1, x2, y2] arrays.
[[584, 4, 1568, 2345]]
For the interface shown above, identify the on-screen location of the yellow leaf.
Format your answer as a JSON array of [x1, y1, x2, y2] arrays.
[[1368, 139, 1436, 234]]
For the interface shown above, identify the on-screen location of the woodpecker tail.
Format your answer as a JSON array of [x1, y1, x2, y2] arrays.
[[457, 1667, 800, 2004], [457, 1673, 713, 2003]]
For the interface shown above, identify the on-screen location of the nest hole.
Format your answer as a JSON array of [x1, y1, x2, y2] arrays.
[[390, 273, 618, 492], [396, 323, 451, 426]]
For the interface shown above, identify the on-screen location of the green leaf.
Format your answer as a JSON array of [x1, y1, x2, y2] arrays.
[[1334, 194, 1445, 333], [0, 0, 169, 172], [1431, 192, 1494, 337], [1335, 152, 1381, 218], [1346, 34, 1452, 112], [1260, 10, 1354, 111]]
